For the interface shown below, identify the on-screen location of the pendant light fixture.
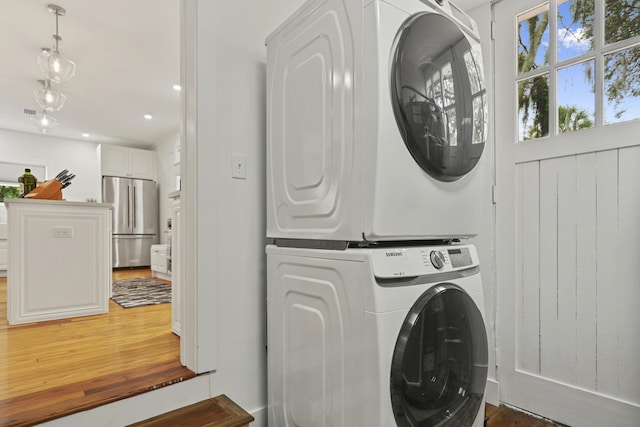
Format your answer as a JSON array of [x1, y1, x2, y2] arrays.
[[37, 4, 76, 84], [34, 79, 67, 112], [33, 110, 59, 134]]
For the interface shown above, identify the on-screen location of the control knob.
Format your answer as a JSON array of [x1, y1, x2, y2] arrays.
[[430, 250, 446, 270]]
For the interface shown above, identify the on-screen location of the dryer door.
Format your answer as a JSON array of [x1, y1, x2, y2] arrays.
[[390, 12, 487, 182], [390, 283, 488, 427]]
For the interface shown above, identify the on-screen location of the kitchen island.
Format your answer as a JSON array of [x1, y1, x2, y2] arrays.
[[5, 198, 112, 325]]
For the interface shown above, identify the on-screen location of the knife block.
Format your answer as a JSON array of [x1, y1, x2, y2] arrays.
[[24, 179, 63, 200]]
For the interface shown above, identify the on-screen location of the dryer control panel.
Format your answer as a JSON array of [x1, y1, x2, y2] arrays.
[[370, 244, 478, 278]]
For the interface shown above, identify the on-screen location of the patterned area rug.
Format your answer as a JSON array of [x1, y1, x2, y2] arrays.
[[111, 278, 171, 308]]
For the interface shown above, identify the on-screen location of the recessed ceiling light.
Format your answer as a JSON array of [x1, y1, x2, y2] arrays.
[[173, 84, 182, 91], [82, 132, 90, 138], [144, 114, 153, 120]]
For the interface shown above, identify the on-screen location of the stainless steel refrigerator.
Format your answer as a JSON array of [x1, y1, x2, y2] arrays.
[[102, 176, 158, 268]]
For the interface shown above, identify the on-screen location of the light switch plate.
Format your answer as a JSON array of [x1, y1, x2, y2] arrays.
[[232, 153, 246, 179]]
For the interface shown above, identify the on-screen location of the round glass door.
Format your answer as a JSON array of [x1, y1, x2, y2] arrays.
[[390, 12, 487, 182], [390, 284, 488, 426]]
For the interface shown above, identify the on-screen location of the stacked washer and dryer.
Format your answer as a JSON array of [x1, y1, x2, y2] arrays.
[[266, 0, 489, 425]]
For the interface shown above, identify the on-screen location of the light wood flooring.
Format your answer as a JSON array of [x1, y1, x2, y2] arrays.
[[0, 269, 194, 427]]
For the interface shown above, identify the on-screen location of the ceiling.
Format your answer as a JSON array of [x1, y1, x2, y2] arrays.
[[0, 0, 180, 148]]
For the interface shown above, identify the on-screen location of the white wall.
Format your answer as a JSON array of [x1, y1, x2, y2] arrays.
[[192, 0, 306, 418], [0, 128, 101, 202]]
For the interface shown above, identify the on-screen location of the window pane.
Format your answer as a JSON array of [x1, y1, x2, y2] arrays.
[[473, 95, 487, 144], [0, 161, 46, 184], [557, 60, 595, 133], [465, 51, 482, 94], [518, 4, 550, 74], [605, 0, 640, 45], [557, 0, 594, 61], [446, 107, 458, 146], [518, 74, 550, 141], [433, 71, 443, 108], [604, 45, 640, 124], [442, 63, 455, 107]]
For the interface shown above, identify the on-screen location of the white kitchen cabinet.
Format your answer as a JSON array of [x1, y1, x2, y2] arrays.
[[169, 191, 181, 336], [99, 144, 156, 180], [151, 244, 171, 281]]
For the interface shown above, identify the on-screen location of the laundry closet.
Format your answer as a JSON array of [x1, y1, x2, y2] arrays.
[[265, 0, 489, 425]]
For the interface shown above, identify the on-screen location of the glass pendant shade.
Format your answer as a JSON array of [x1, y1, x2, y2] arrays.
[[37, 43, 76, 84], [33, 110, 59, 133], [34, 80, 66, 111]]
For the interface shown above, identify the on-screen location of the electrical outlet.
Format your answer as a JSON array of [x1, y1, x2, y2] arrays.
[[232, 153, 246, 179], [53, 226, 73, 238]]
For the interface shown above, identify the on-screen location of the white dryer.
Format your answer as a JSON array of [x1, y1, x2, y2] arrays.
[[267, 243, 488, 426], [266, 0, 487, 243]]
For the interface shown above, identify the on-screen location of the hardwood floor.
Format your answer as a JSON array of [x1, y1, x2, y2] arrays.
[[486, 403, 561, 426], [0, 269, 194, 427]]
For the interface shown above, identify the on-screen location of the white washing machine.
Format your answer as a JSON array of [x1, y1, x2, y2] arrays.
[[266, 0, 488, 243], [267, 243, 488, 426]]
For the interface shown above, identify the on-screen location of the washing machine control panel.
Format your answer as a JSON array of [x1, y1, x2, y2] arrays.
[[370, 245, 478, 278], [429, 250, 446, 269], [447, 247, 474, 268]]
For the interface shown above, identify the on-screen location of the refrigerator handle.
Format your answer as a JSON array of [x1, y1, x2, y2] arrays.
[[133, 185, 136, 229], [127, 185, 131, 229]]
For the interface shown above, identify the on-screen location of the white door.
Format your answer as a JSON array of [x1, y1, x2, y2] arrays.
[[493, 0, 640, 426]]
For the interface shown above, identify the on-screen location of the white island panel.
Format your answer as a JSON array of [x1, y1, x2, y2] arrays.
[[0, 223, 7, 276], [6, 199, 112, 325]]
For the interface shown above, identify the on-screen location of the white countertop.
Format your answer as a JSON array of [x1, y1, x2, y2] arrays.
[[4, 198, 113, 209]]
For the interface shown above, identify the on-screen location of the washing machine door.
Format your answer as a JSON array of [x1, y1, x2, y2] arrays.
[[390, 283, 488, 427], [390, 12, 486, 182]]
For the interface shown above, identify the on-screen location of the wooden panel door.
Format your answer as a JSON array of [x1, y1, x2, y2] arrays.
[[493, 0, 640, 425]]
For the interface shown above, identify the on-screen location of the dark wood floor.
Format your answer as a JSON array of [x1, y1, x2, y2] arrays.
[[487, 403, 561, 426]]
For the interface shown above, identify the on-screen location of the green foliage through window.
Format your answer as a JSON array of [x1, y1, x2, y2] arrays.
[[0, 185, 20, 200], [516, 0, 640, 141], [559, 105, 594, 133]]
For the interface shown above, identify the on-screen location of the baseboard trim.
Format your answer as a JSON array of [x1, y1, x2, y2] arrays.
[[249, 405, 267, 427], [486, 377, 500, 406], [151, 271, 171, 281]]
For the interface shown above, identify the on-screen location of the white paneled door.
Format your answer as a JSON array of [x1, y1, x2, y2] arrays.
[[493, 0, 640, 426]]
